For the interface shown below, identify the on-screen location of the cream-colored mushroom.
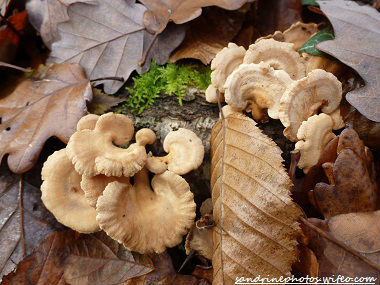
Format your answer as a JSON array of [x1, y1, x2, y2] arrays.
[[224, 62, 293, 121], [294, 114, 336, 173], [302, 53, 344, 78], [279, 69, 342, 141], [185, 223, 213, 260], [66, 113, 152, 177], [157, 128, 204, 175], [330, 108, 345, 130], [96, 168, 196, 254], [205, 43, 246, 103], [41, 149, 99, 233], [76, 114, 99, 131], [256, 22, 318, 51], [243, 38, 306, 80]]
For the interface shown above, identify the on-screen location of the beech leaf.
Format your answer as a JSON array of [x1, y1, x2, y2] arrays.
[[140, 0, 248, 34], [210, 111, 302, 284], [0, 63, 92, 173], [316, 0, 380, 122]]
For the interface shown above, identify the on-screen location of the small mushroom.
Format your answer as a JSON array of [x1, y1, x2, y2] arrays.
[[41, 149, 99, 233], [224, 62, 293, 121], [205, 43, 246, 103], [96, 168, 196, 254], [279, 69, 342, 141], [158, 128, 204, 175], [146, 153, 167, 174], [185, 217, 214, 260], [76, 114, 99, 131], [294, 114, 336, 173], [256, 22, 318, 51], [243, 38, 306, 80], [66, 113, 151, 177]]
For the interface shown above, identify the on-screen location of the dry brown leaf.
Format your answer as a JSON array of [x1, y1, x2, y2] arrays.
[[0, 63, 92, 173], [125, 252, 207, 285], [2, 230, 153, 285], [140, 0, 248, 34], [313, 129, 378, 218], [26, 0, 97, 48], [87, 88, 123, 115], [169, 8, 245, 64], [0, 165, 62, 282], [64, 232, 153, 285], [210, 111, 302, 284], [307, 212, 380, 280], [48, 0, 185, 94], [317, 0, 380, 122]]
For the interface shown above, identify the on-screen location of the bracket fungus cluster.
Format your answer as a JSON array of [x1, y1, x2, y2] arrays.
[[206, 22, 345, 172], [41, 112, 205, 254]]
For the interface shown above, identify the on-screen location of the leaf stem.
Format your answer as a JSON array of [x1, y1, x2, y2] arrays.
[[0, 61, 31, 73], [19, 174, 26, 258], [90, 76, 124, 82], [288, 150, 300, 182], [139, 32, 159, 67], [298, 216, 380, 272]]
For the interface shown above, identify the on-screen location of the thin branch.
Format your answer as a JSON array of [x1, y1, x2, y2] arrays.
[[0, 61, 31, 73], [90, 76, 124, 82], [298, 216, 380, 272], [138, 32, 159, 67], [19, 174, 26, 258], [178, 250, 195, 273]]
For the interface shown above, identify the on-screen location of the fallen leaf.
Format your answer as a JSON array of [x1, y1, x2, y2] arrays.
[[169, 8, 245, 64], [64, 232, 153, 285], [292, 244, 319, 278], [316, 0, 380, 122], [306, 211, 379, 280], [126, 252, 206, 285], [298, 26, 334, 56], [26, 0, 97, 48], [0, 10, 28, 63], [2, 230, 153, 285], [0, 164, 62, 282], [192, 265, 213, 284], [0, 63, 92, 173], [87, 88, 123, 115], [48, 0, 184, 94], [313, 129, 378, 218], [139, 0, 248, 34], [210, 111, 302, 284]]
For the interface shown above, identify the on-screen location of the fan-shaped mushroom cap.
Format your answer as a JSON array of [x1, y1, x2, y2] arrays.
[[185, 225, 213, 260], [295, 114, 336, 173], [206, 43, 246, 103], [160, 128, 204, 175], [330, 108, 345, 130], [41, 149, 99, 233], [135, 128, 156, 146], [96, 169, 196, 254], [279, 69, 342, 141], [67, 113, 150, 177], [224, 62, 293, 120], [76, 114, 99, 131], [256, 22, 318, 51], [303, 54, 345, 78], [243, 39, 306, 80], [81, 174, 130, 208]]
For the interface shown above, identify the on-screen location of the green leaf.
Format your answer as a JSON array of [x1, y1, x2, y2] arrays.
[[298, 26, 334, 56], [302, 0, 319, 7]]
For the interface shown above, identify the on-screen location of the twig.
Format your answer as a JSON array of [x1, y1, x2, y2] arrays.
[[90, 76, 124, 82], [0, 61, 31, 73], [138, 32, 159, 67], [178, 250, 195, 273], [19, 174, 26, 258], [298, 216, 380, 272]]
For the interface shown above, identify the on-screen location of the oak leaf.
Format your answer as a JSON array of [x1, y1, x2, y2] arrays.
[[306, 211, 380, 280], [26, 0, 97, 48], [169, 8, 245, 64], [140, 0, 248, 34], [316, 0, 380, 122], [2, 230, 153, 285], [210, 111, 302, 284], [48, 0, 185, 94], [0, 63, 92, 173]]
